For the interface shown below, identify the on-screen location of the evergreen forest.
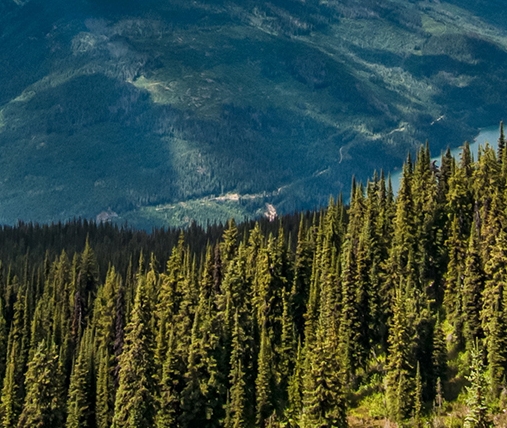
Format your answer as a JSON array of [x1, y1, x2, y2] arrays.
[[2, 138, 507, 427]]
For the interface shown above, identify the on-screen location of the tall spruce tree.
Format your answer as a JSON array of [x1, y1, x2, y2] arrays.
[[95, 344, 114, 428], [385, 279, 421, 423], [1, 286, 29, 428], [464, 342, 491, 428], [255, 323, 274, 426], [17, 340, 64, 428], [482, 231, 507, 397], [339, 184, 369, 381], [66, 327, 94, 428], [112, 270, 156, 428], [301, 228, 346, 427], [498, 121, 505, 161], [225, 310, 247, 428], [156, 326, 182, 428], [179, 245, 224, 427], [462, 221, 485, 348], [444, 214, 467, 348]]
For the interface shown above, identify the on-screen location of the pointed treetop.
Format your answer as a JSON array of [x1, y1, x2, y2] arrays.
[[498, 120, 505, 160]]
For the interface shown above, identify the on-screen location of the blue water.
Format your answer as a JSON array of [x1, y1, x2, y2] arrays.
[[390, 125, 500, 193]]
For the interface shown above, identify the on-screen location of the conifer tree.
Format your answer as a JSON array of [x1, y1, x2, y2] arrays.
[[173, 252, 199, 366], [385, 279, 421, 422], [379, 172, 395, 249], [179, 278, 224, 428], [92, 266, 119, 427], [253, 232, 288, 408], [156, 234, 190, 374], [29, 298, 51, 360], [291, 216, 313, 340], [17, 340, 64, 428], [464, 342, 491, 428], [156, 327, 181, 428], [112, 270, 156, 428], [498, 121, 505, 161], [245, 223, 263, 286], [278, 289, 296, 405], [338, 183, 369, 380], [0, 296, 7, 386], [500, 122, 507, 180], [113, 266, 126, 389], [473, 145, 503, 262], [444, 215, 467, 347], [437, 148, 453, 203], [362, 175, 388, 348], [50, 252, 74, 378], [412, 144, 439, 296], [482, 231, 507, 397], [462, 222, 485, 348], [66, 327, 94, 428], [225, 311, 247, 428], [1, 286, 29, 427], [95, 344, 113, 428], [447, 143, 474, 236], [255, 323, 273, 426], [302, 210, 327, 350], [385, 155, 418, 304], [218, 242, 252, 373], [94, 266, 119, 351], [285, 339, 303, 427], [1, 343, 21, 428], [300, 321, 347, 427], [431, 315, 448, 398], [221, 219, 239, 270], [413, 361, 423, 428], [78, 237, 99, 295], [301, 234, 347, 427], [72, 238, 99, 344], [338, 243, 360, 383]]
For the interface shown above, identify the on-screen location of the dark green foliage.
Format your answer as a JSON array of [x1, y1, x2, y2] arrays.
[[1, 286, 29, 428], [414, 362, 423, 428], [0, 136, 507, 426], [156, 327, 181, 428], [112, 271, 156, 428], [462, 222, 485, 348], [95, 345, 113, 428], [432, 316, 448, 398], [179, 294, 224, 427], [385, 280, 420, 422], [17, 340, 64, 428], [444, 215, 467, 347], [482, 231, 507, 397], [498, 121, 505, 160], [0, 296, 7, 386], [225, 311, 247, 428], [464, 342, 492, 428], [66, 328, 93, 428]]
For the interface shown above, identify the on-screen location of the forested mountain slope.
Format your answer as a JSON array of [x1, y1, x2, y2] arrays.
[[1, 0, 507, 226], [1, 142, 507, 426]]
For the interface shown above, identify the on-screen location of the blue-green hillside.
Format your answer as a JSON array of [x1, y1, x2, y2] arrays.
[[1, 0, 507, 227]]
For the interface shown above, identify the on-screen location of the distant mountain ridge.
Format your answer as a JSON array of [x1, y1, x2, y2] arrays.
[[1, 0, 507, 227]]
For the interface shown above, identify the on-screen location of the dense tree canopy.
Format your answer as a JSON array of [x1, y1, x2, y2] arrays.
[[0, 139, 506, 426]]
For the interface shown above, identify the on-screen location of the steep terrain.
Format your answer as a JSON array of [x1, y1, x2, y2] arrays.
[[1, 0, 507, 227]]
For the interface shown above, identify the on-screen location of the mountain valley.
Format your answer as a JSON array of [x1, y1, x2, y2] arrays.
[[1, 0, 507, 226]]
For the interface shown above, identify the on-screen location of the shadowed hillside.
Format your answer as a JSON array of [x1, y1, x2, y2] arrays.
[[1, 0, 507, 227]]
